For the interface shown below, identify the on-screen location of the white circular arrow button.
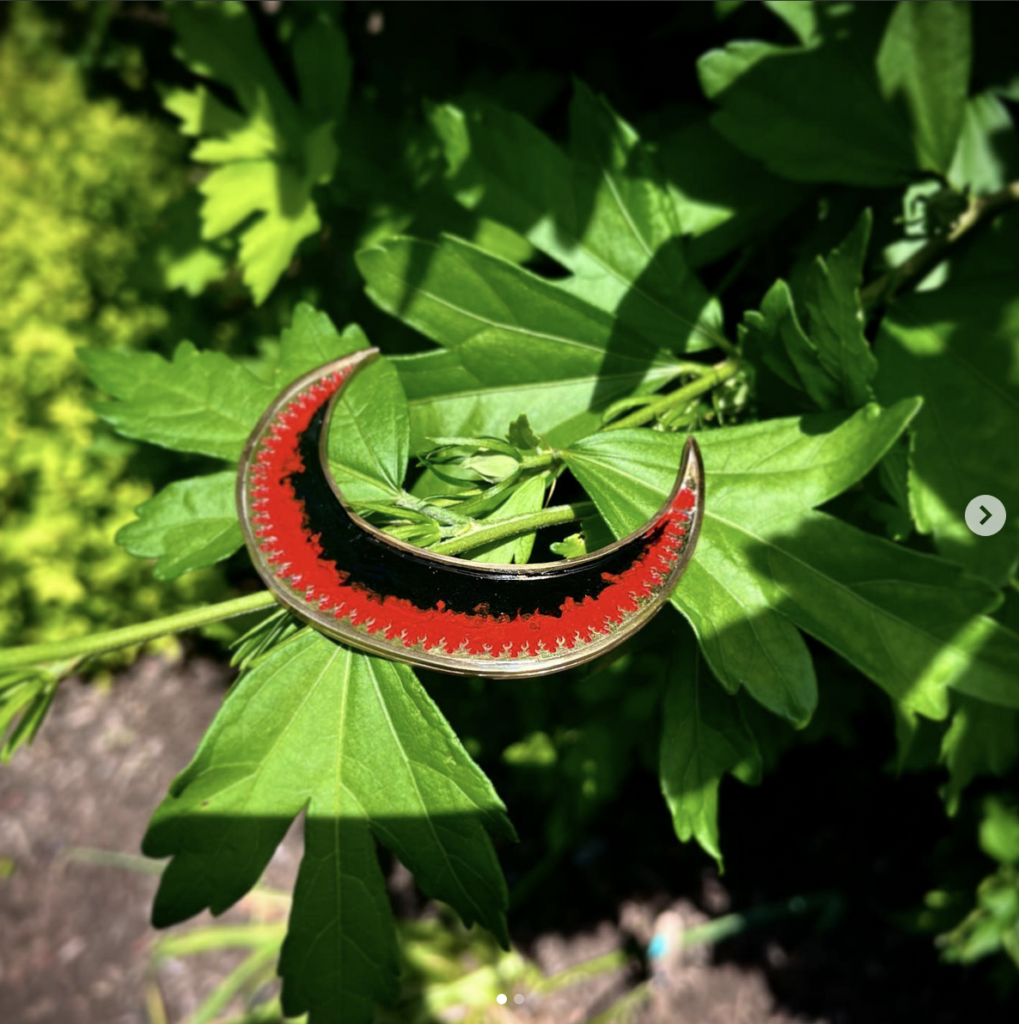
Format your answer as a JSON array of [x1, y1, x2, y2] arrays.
[[965, 495, 1007, 537]]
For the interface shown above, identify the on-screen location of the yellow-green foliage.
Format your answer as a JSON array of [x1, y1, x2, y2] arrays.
[[0, 5, 225, 647]]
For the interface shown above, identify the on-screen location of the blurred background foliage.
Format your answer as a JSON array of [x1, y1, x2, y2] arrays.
[[0, 2, 227, 649]]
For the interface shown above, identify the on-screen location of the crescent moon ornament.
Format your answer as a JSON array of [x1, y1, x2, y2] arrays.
[[237, 348, 704, 678]]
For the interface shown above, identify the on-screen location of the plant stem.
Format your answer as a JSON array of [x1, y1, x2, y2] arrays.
[[604, 357, 741, 430], [0, 591, 277, 673], [533, 948, 630, 994], [861, 180, 1019, 311], [1, 504, 598, 673], [63, 846, 166, 876], [432, 501, 595, 557], [671, 359, 722, 378], [696, 323, 739, 357]]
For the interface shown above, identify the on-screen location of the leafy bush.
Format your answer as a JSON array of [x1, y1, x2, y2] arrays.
[[0, 3, 226, 653], [3, 2, 1019, 1020]]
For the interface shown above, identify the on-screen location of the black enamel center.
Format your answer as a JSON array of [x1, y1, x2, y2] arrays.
[[286, 401, 668, 618]]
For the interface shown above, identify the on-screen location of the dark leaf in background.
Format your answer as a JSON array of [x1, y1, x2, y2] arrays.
[[742, 211, 877, 412], [660, 638, 761, 866], [875, 278, 1019, 587], [700, 1, 971, 185]]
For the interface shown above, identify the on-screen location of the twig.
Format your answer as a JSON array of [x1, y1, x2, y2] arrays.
[[432, 501, 595, 557], [861, 180, 1019, 311], [604, 358, 741, 431], [0, 592, 276, 673]]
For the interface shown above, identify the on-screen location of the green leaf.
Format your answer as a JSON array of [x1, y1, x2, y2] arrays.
[[360, 236, 683, 447], [764, 0, 819, 44], [798, 211, 877, 406], [948, 92, 1019, 194], [891, 700, 922, 775], [562, 401, 923, 725], [117, 472, 242, 581], [263, 303, 411, 504], [133, 192, 229, 297], [417, 437, 522, 492], [84, 307, 395, 505], [874, 282, 1019, 586], [655, 117, 808, 269], [743, 282, 839, 410], [941, 696, 1019, 816], [230, 610, 300, 674], [199, 129, 334, 306], [660, 643, 761, 868], [502, 731, 557, 769], [939, 615, 1019, 710], [715, 1, 745, 21], [276, 306, 366, 386], [744, 211, 877, 411], [550, 532, 587, 559], [165, 2, 348, 303], [468, 473, 548, 565], [463, 453, 520, 484], [326, 356, 410, 502], [748, 510, 1013, 719], [875, 1, 972, 175], [168, 2, 296, 125], [292, 14, 353, 125], [672, 543, 816, 727], [944, 203, 1019, 288], [143, 630, 514, 1024], [1, 671, 58, 762], [506, 414, 541, 452], [980, 797, 1019, 866], [560, 82, 723, 349], [428, 83, 721, 353], [82, 341, 277, 461], [699, 39, 916, 186], [394, 347, 677, 453]]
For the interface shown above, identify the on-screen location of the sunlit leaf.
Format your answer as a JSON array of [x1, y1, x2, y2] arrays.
[[467, 473, 549, 565], [82, 342, 276, 460], [941, 695, 1019, 815], [699, 39, 915, 185], [428, 83, 721, 353], [165, 2, 350, 303], [948, 92, 1019, 194], [561, 400, 986, 726], [144, 630, 514, 1024], [117, 472, 241, 581], [360, 236, 684, 447]]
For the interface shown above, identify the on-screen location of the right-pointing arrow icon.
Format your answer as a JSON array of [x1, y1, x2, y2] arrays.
[[966, 495, 1007, 537]]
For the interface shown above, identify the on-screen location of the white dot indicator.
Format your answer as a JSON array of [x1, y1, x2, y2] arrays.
[[514, 994, 525, 1004], [497, 993, 507, 1005]]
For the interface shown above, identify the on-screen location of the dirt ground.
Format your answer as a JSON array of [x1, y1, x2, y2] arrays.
[[0, 655, 1011, 1023]]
